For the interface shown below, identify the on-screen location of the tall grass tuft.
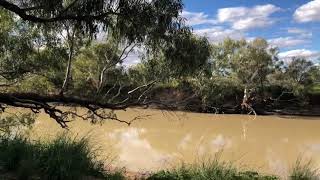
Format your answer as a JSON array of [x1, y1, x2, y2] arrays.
[[0, 133, 124, 180], [289, 157, 319, 180], [147, 157, 279, 180]]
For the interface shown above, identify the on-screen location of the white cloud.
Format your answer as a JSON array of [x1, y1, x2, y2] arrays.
[[279, 49, 320, 61], [287, 28, 312, 38], [194, 26, 244, 43], [122, 46, 145, 67], [268, 37, 310, 48], [217, 4, 281, 30], [181, 11, 217, 26], [122, 53, 141, 67], [294, 0, 320, 22]]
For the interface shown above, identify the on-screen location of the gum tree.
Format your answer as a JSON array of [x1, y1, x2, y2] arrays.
[[0, 0, 187, 127]]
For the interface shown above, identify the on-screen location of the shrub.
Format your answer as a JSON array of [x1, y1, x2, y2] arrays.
[[289, 158, 319, 180], [0, 133, 124, 180], [147, 158, 278, 180]]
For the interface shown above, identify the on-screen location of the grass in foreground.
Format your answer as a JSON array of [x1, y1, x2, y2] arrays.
[[289, 158, 319, 180], [146, 158, 279, 180], [0, 134, 124, 180], [0, 133, 319, 180]]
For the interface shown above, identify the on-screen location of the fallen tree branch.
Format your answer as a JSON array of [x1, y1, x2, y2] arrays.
[[0, 80, 165, 128]]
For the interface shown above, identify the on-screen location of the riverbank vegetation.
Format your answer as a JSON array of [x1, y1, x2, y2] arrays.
[[0, 0, 320, 128], [0, 1, 320, 179], [0, 133, 124, 180], [147, 160, 279, 180], [0, 114, 318, 180], [0, 132, 319, 180]]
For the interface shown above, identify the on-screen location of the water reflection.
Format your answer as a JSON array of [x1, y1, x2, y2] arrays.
[[178, 133, 192, 150], [266, 149, 289, 176], [29, 108, 320, 176], [109, 128, 174, 171], [211, 134, 232, 152]]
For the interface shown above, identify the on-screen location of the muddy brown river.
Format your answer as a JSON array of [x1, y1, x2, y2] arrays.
[[26, 108, 320, 176]]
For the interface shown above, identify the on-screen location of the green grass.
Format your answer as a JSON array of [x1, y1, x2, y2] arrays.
[[147, 158, 279, 180], [0, 134, 124, 180], [1, 134, 319, 180], [289, 158, 319, 180]]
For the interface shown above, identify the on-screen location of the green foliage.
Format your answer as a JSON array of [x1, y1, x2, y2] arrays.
[[0, 135, 36, 171], [0, 0, 187, 92], [269, 58, 318, 98], [72, 42, 128, 93], [162, 30, 211, 78], [6, 0, 185, 44], [309, 83, 320, 95], [147, 159, 278, 180], [191, 76, 242, 107], [211, 38, 275, 89], [1, 0, 320, 112], [0, 133, 124, 180], [289, 158, 319, 180], [128, 57, 172, 85], [0, 12, 38, 81], [0, 113, 35, 134]]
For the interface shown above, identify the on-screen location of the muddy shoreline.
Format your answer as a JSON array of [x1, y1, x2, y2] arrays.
[[148, 104, 320, 117]]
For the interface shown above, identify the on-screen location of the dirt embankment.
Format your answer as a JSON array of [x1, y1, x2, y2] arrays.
[[149, 87, 320, 116]]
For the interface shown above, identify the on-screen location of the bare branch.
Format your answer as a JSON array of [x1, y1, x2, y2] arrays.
[[109, 84, 124, 103], [113, 81, 157, 105], [104, 83, 117, 98], [97, 43, 137, 93], [119, 43, 137, 62]]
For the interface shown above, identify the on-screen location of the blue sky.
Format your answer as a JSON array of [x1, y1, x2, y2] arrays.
[[182, 0, 320, 62]]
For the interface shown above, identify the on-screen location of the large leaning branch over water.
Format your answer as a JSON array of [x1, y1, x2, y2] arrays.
[[0, 81, 161, 127]]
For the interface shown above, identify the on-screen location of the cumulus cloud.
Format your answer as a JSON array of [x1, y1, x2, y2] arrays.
[[287, 28, 312, 38], [217, 4, 281, 30], [194, 26, 244, 43], [294, 0, 320, 22], [268, 37, 310, 48], [181, 11, 217, 26], [278, 49, 320, 61]]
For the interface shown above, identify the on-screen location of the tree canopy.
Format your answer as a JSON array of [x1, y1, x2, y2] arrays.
[[0, 0, 193, 127], [0, 0, 319, 127]]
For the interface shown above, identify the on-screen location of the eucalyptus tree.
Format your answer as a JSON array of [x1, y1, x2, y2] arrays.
[[128, 30, 211, 85], [210, 38, 277, 112], [161, 29, 211, 78], [283, 58, 317, 96], [0, 0, 187, 127]]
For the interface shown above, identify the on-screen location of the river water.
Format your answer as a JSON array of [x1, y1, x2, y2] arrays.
[[29, 108, 320, 176]]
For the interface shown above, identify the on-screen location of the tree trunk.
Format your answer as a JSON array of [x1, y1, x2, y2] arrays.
[[60, 27, 75, 95], [242, 87, 249, 108], [241, 87, 257, 115], [60, 44, 74, 94], [97, 65, 108, 93]]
